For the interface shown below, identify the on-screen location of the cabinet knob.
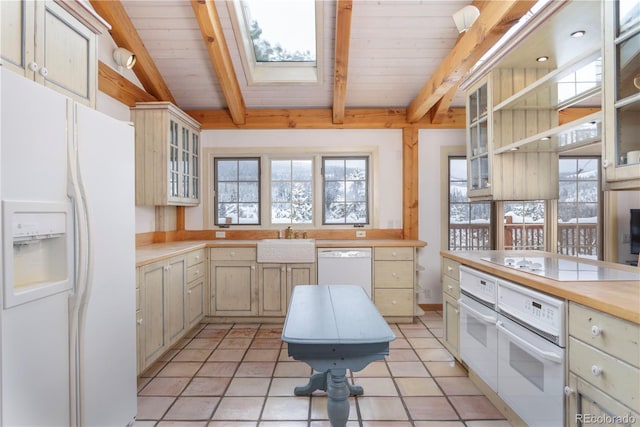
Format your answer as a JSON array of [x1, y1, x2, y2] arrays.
[[602, 159, 610, 168], [591, 365, 602, 376], [39, 67, 48, 77], [164, 265, 170, 271], [188, 290, 192, 295], [563, 386, 574, 396], [392, 300, 397, 304], [447, 266, 453, 272], [591, 325, 602, 336], [281, 267, 286, 273], [392, 272, 398, 278], [447, 285, 453, 291], [251, 266, 255, 270], [195, 255, 200, 261], [137, 318, 143, 325], [392, 251, 397, 257], [28, 62, 39, 72], [454, 308, 459, 314]]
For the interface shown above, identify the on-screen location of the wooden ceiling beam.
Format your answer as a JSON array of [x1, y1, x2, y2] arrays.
[[187, 108, 465, 130], [90, 0, 176, 104], [98, 61, 157, 107], [191, 0, 246, 125], [332, 0, 353, 124], [406, 0, 537, 123]]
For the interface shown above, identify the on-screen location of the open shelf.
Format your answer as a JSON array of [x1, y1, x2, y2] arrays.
[[494, 111, 602, 154]]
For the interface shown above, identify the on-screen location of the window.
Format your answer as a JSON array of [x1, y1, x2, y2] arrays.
[[557, 157, 600, 258], [228, 0, 322, 84], [503, 201, 546, 250], [271, 159, 313, 224], [322, 157, 369, 225], [214, 158, 260, 225], [448, 157, 492, 250]]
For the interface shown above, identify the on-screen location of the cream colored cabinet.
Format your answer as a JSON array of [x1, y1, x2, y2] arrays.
[[135, 268, 143, 375], [373, 247, 414, 320], [186, 249, 205, 328], [210, 248, 257, 316], [131, 102, 201, 206], [441, 257, 460, 359], [463, 1, 603, 200], [258, 263, 315, 316], [566, 302, 640, 425], [137, 254, 187, 373], [0, 0, 106, 107], [602, 0, 640, 189]]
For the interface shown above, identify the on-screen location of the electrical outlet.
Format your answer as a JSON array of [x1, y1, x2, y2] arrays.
[[216, 231, 226, 238], [356, 230, 366, 238]]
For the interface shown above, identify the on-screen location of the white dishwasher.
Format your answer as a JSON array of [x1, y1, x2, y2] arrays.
[[317, 248, 372, 297]]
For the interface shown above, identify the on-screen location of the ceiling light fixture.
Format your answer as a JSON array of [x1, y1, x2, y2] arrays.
[[570, 30, 586, 38], [453, 5, 480, 33], [541, 136, 551, 141], [113, 47, 136, 71], [536, 56, 549, 62]]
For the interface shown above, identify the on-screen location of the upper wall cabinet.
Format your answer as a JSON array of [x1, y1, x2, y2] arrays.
[[602, 0, 640, 190], [462, 0, 602, 200], [131, 102, 202, 206], [0, 0, 108, 107]]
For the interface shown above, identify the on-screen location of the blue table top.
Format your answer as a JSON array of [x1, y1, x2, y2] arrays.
[[281, 285, 396, 345]]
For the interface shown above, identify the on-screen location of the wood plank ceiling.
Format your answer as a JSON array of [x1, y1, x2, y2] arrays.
[[93, 0, 537, 129]]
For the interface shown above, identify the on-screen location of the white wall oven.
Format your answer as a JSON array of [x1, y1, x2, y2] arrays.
[[497, 279, 566, 427], [459, 266, 498, 392]]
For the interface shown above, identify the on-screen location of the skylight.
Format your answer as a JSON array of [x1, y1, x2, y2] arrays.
[[228, 0, 322, 84]]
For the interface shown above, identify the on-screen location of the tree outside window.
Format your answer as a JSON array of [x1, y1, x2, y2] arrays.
[[271, 159, 313, 224], [503, 201, 545, 250], [323, 157, 369, 224], [214, 158, 260, 225]]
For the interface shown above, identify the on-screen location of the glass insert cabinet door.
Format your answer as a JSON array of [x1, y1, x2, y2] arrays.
[[603, 0, 640, 186], [467, 81, 490, 193]]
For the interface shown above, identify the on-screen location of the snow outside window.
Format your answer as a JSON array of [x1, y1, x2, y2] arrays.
[[503, 201, 546, 251], [271, 159, 313, 224], [322, 157, 369, 225], [214, 158, 261, 225]]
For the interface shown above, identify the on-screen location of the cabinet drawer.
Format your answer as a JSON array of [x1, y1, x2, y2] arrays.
[[569, 302, 640, 368], [374, 261, 414, 288], [374, 289, 413, 316], [187, 263, 205, 283], [374, 247, 413, 261], [442, 274, 460, 299], [187, 249, 205, 267], [569, 337, 640, 412], [442, 257, 460, 281], [210, 247, 256, 261]]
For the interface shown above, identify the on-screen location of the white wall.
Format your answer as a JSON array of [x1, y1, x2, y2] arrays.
[[185, 128, 404, 230], [417, 129, 465, 304], [616, 190, 640, 264]]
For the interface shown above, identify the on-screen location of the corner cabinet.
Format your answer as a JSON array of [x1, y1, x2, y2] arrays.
[[0, 0, 107, 107], [602, 0, 640, 189], [131, 102, 201, 206]]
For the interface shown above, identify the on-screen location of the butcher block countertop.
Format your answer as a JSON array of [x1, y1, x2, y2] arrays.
[[136, 239, 426, 267], [441, 250, 640, 325]]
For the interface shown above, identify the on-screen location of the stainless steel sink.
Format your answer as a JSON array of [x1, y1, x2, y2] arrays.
[[256, 239, 316, 263]]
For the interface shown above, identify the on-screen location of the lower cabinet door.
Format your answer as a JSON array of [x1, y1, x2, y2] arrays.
[[187, 279, 205, 327], [443, 292, 460, 359], [210, 261, 258, 316]]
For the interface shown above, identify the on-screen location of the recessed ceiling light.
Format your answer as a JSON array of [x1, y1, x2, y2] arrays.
[[537, 56, 549, 62], [541, 136, 551, 141], [510, 147, 520, 151], [571, 30, 586, 38]]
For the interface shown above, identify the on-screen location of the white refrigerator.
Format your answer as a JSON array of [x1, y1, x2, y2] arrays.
[[0, 67, 137, 426]]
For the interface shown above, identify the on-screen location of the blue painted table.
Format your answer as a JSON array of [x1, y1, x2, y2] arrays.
[[281, 285, 396, 427]]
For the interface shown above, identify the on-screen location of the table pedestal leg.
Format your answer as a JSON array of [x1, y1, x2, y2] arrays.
[[294, 371, 364, 397], [327, 368, 349, 427]]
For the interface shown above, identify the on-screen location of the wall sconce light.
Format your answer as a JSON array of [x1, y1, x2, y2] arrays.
[[113, 47, 136, 71], [453, 5, 480, 33]]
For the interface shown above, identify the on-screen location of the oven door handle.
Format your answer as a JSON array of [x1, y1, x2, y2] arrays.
[[459, 300, 496, 324], [496, 321, 563, 364]]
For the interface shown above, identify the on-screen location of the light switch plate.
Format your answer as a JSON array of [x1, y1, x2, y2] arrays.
[[216, 231, 226, 238], [356, 230, 366, 238]]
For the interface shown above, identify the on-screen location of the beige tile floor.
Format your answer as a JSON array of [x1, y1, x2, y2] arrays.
[[135, 311, 513, 427]]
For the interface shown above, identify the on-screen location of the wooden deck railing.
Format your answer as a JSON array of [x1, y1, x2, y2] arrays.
[[449, 222, 598, 255]]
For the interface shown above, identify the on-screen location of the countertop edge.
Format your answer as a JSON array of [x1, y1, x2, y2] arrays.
[[136, 239, 427, 267], [441, 250, 640, 325]]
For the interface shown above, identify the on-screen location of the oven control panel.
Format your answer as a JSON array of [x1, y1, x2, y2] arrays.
[[497, 279, 565, 347], [460, 266, 498, 307]]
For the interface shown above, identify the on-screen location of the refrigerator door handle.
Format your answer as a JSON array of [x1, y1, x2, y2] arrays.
[[67, 102, 93, 427]]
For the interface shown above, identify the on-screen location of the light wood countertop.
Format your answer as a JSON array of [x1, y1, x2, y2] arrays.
[[441, 250, 640, 324], [136, 239, 427, 267]]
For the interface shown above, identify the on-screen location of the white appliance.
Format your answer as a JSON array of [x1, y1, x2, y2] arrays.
[[497, 279, 565, 427], [317, 248, 372, 297], [458, 266, 498, 391], [0, 68, 137, 426]]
